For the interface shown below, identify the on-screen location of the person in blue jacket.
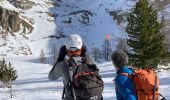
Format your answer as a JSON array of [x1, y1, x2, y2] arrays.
[[111, 50, 137, 100]]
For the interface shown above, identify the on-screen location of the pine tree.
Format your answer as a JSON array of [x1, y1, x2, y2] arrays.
[[40, 49, 46, 63], [126, 0, 167, 69], [52, 44, 58, 65], [116, 38, 129, 52], [91, 47, 102, 62], [102, 39, 112, 61], [0, 58, 17, 88]]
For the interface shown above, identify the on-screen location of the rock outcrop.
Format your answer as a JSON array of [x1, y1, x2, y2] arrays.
[[7, 0, 35, 10], [0, 6, 20, 32], [0, 7, 34, 38]]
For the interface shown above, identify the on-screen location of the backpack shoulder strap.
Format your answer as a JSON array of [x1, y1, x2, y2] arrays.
[[119, 73, 129, 77], [114, 72, 136, 96], [65, 58, 77, 67], [64, 58, 77, 100], [113, 73, 129, 82], [115, 72, 134, 81]]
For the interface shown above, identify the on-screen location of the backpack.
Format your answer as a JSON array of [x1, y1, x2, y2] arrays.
[[65, 57, 104, 100], [117, 69, 160, 100]]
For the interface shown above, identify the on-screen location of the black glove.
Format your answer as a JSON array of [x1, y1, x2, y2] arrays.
[[56, 45, 87, 64]]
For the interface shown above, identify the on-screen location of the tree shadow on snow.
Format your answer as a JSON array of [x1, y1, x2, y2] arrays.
[[23, 56, 54, 65], [13, 77, 63, 85], [15, 86, 63, 93], [159, 77, 170, 86]]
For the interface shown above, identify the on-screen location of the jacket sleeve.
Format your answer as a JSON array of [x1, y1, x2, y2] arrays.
[[115, 76, 136, 100], [48, 62, 63, 80]]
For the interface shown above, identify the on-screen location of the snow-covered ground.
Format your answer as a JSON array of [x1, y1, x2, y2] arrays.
[[0, 56, 169, 100]]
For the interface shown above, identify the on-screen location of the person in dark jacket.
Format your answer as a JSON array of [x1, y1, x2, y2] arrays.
[[48, 34, 94, 100], [111, 50, 137, 100]]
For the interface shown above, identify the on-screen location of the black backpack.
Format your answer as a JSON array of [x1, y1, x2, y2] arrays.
[[65, 58, 104, 100]]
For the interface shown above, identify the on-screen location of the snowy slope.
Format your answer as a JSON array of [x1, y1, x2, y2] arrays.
[[0, 0, 137, 56], [0, 0, 57, 56], [53, 0, 136, 49], [1, 0, 170, 56], [0, 56, 169, 100]]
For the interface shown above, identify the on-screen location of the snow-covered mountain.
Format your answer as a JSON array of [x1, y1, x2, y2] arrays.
[[0, 0, 170, 56], [0, 0, 135, 56]]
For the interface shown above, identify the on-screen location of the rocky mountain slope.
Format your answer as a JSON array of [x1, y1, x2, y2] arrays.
[[0, 0, 170, 56], [0, 0, 56, 56]]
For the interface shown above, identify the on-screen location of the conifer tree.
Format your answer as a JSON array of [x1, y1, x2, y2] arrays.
[[102, 39, 112, 61], [126, 0, 166, 69], [0, 58, 17, 88], [52, 44, 58, 65], [91, 47, 102, 61], [40, 49, 46, 63]]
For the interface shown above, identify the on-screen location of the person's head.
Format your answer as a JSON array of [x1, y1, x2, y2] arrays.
[[111, 50, 128, 70], [66, 34, 83, 57]]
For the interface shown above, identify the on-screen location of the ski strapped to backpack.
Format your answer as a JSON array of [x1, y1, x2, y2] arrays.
[[63, 57, 104, 100], [115, 68, 160, 100]]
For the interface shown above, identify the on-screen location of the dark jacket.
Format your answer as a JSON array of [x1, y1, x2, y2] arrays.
[[114, 66, 137, 100], [48, 56, 93, 100], [49, 45, 88, 100]]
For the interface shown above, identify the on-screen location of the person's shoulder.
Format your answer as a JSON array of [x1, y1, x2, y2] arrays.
[[126, 67, 134, 74], [83, 56, 93, 64], [115, 73, 129, 85]]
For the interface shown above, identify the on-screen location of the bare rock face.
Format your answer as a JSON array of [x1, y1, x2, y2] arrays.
[[7, 0, 35, 10], [0, 7, 34, 55], [0, 6, 20, 32], [0, 7, 34, 38]]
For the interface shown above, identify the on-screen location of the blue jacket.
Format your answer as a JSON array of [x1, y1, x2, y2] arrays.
[[114, 66, 137, 100]]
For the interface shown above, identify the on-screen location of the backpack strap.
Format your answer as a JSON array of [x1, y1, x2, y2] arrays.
[[64, 59, 77, 100], [62, 87, 65, 100], [114, 72, 136, 96], [118, 72, 134, 80], [159, 93, 166, 100], [152, 76, 158, 100], [119, 73, 129, 77]]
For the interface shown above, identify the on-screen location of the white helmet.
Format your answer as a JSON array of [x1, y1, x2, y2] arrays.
[[66, 34, 83, 51]]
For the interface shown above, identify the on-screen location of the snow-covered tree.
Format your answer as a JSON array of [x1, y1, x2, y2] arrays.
[[102, 39, 112, 61], [40, 49, 46, 63], [0, 58, 17, 88], [116, 38, 129, 52], [52, 45, 58, 65], [91, 47, 102, 62], [126, 0, 167, 69]]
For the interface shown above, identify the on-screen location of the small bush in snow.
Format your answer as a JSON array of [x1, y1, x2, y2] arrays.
[[0, 58, 17, 88]]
